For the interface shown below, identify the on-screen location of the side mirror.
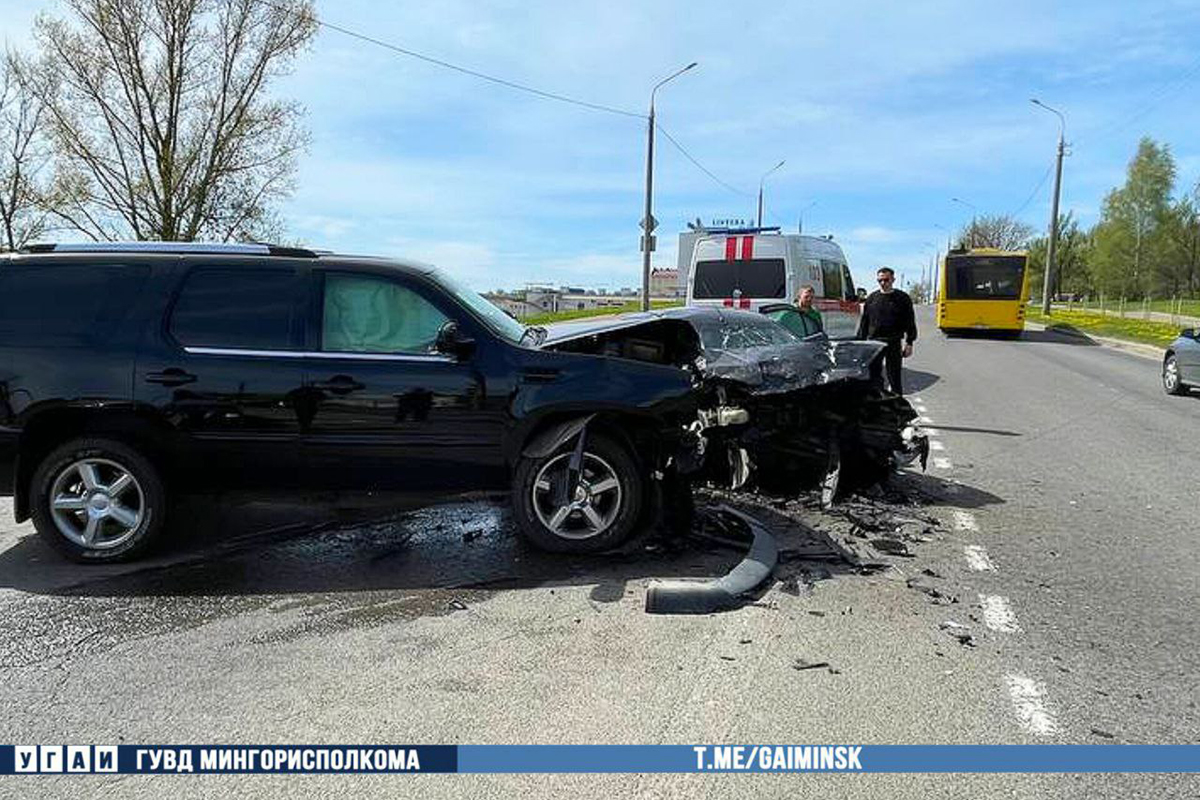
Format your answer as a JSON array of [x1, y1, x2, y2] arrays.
[[434, 321, 475, 358]]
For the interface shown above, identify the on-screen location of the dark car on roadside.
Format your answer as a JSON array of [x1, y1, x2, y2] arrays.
[[0, 243, 923, 563], [0, 243, 718, 561], [1163, 328, 1200, 395]]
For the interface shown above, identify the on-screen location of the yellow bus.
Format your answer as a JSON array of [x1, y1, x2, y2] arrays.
[[936, 248, 1030, 335]]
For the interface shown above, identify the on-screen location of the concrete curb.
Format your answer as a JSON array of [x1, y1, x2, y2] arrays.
[[1024, 321, 1164, 361]]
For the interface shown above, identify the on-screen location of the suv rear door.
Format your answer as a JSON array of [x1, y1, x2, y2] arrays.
[[136, 261, 309, 488], [299, 268, 507, 492]]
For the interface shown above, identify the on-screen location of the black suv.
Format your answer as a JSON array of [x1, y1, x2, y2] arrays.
[[0, 243, 703, 562]]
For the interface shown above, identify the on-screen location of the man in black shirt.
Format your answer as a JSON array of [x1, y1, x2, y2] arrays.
[[856, 267, 917, 394]]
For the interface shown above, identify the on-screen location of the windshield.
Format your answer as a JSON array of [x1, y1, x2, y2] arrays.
[[945, 255, 1026, 300], [697, 312, 799, 352], [427, 268, 531, 345], [692, 258, 786, 299]]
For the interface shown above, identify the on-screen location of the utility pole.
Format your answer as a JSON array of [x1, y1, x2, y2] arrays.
[[1032, 99, 1066, 315], [757, 160, 785, 228], [641, 62, 697, 311]]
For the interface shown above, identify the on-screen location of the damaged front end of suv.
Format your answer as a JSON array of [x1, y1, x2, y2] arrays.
[[542, 308, 928, 507]]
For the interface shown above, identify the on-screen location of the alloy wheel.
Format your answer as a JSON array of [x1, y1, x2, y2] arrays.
[[48, 458, 145, 550], [1164, 357, 1180, 392], [531, 452, 623, 541]]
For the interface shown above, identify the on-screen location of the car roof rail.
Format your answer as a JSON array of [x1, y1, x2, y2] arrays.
[[17, 241, 320, 258]]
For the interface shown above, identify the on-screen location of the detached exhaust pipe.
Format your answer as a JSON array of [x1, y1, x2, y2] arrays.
[[645, 506, 778, 615]]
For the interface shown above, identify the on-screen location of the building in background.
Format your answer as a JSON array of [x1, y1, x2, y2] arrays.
[[650, 268, 680, 298]]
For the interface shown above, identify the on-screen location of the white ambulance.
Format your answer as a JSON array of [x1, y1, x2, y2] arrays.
[[684, 228, 861, 339]]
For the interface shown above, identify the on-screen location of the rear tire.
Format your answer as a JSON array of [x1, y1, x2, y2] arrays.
[[30, 437, 167, 563], [1163, 354, 1187, 395], [512, 433, 645, 553]]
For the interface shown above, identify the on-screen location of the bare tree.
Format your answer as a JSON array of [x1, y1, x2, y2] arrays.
[[956, 214, 1036, 251], [20, 0, 316, 242], [0, 53, 52, 250]]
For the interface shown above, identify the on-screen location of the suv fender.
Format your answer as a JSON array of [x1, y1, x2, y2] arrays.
[[14, 407, 172, 522]]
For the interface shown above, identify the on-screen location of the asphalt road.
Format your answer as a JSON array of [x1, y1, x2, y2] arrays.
[[0, 306, 1196, 798]]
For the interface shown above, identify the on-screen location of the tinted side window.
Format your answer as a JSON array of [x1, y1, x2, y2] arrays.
[[322, 273, 449, 354], [170, 267, 299, 349], [0, 263, 149, 346], [820, 260, 843, 299]]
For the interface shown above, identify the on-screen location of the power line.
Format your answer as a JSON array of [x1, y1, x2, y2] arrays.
[[1076, 51, 1200, 146], [1010, 158, 1055, 219], [278, 3, 644, 119], [655, 123, 752, 198]]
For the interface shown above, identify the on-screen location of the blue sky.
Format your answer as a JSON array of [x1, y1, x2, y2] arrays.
[[4, 0, 1200, 292]]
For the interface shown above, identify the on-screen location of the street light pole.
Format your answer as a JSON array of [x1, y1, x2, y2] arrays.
[[934, 223, 951, 251], [951, 197, 978, 248], [756, 159, 785, 228], [798, 200, 817, 234], [923, 241, 937, 304], [641, 62, 697, 311], [1032, 98, 1066, 315]]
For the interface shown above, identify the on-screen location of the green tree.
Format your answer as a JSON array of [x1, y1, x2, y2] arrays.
[[955, 213, 1035, 250], [1159, 183, 1200, 297], [18, 0, 316, 242], [1091, 137, 1176, 298], [1028, 212, 1093, 298]]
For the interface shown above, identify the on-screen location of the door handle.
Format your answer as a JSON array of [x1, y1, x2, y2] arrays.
[[311, 375, 365, 394], [145, 368, 197, 387]]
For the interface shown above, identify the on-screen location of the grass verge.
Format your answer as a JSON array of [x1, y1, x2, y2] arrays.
[[521, 300, 683, 325], [1025, 307, 1183, 348]]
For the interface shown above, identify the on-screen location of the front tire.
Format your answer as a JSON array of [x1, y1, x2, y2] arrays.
[[30, 437, 167, 563], [1163, 354, 1187, 395], [512, 433, 645, 553]]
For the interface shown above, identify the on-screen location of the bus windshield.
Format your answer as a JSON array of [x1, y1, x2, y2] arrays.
[[945, 255, 1026, 300]]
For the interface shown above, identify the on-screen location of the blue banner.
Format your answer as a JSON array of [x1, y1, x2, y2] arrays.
[[3, 744, 1198, 774]]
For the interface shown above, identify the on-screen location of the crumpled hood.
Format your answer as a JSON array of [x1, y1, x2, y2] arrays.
[[701, 338, 886, 394], [540, 307, 885, 395], [541, 311, 666, 345]]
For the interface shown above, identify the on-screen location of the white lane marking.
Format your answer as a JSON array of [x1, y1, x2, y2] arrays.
[[918, 416, 935, 424], [964, 545, 996, 571], [952, 510, 979, 532], [980, 594, 1021, 633], [915, 405, 928, 413], [929, 440, 946, 452], [1005, 675, 1058, 736], [923, 427, 942, 436], [913, 396, 924, 403], [933, 457, 953, 470]]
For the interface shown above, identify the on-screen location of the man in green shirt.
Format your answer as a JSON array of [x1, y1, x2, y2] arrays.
[[793, 285, 824, 337]]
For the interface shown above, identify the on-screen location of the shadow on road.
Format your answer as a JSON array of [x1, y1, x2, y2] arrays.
[[925, 424, 1021, 438], [0, 490, 853, 605], [0, 473, 1005, 641], [1019, 328, 1100, 346], [902, 368, 940, 393], [890, 471, 1006, 510]]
